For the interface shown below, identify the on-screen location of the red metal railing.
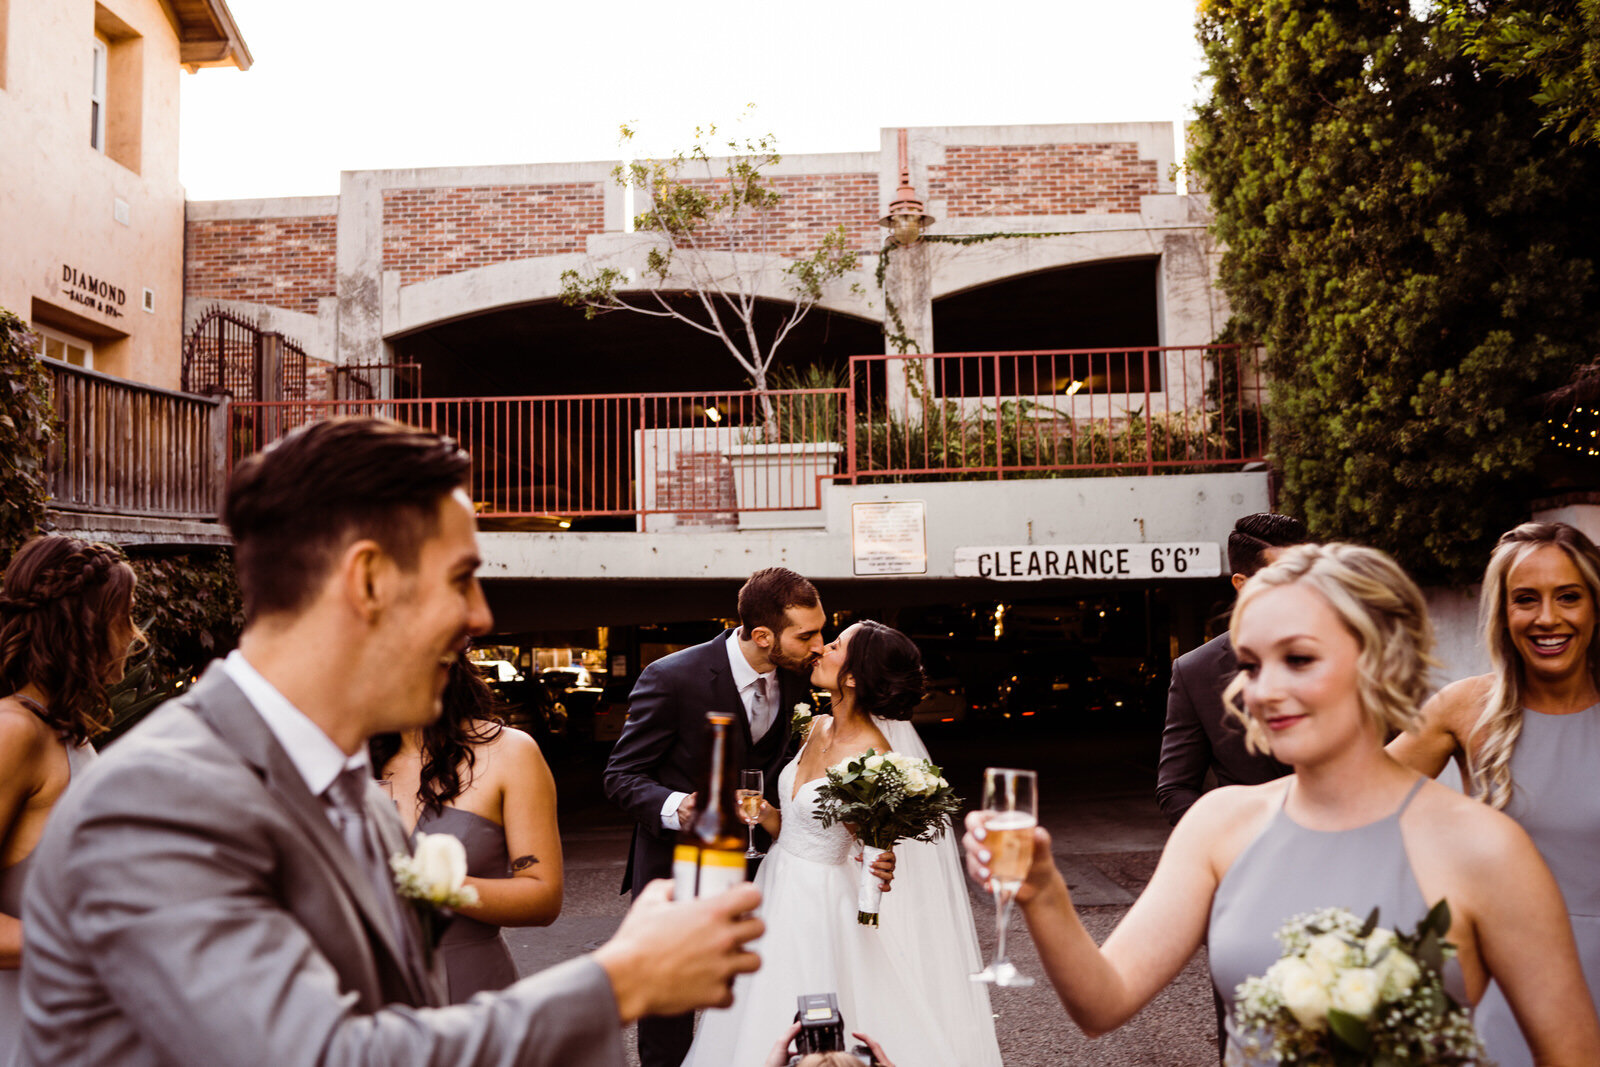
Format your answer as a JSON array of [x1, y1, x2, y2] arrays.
[[227, 345, 1265, 521], [849, 346, 1266, 479], [229, 388, 849, 527]]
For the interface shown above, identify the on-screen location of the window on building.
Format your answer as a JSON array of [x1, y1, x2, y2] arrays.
[[90, 6, 142, 172], [35, 325, 94, 370], [90, 38, 106, 150]]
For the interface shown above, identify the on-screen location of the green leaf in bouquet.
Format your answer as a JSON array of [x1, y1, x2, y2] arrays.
[[1415, 929, 1446, 974], [1422, 898, 1451, 939], [1327, 1008, 1372, 1053], [1357, 906, 1379, 939]]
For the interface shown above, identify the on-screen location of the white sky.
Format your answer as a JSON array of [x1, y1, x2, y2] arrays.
[[178, 0, 1209, 201]]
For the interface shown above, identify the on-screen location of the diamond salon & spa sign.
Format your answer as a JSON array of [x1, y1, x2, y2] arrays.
[[953, 542, 1221, 581], [60, 264, 126, 319]]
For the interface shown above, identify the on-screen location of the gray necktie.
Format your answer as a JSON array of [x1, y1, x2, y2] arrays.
[[750, 675, 774, 742], [325, 767, 411, 954]]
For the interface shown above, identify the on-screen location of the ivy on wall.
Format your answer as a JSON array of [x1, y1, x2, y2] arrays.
[[0, 308, 54, 568]]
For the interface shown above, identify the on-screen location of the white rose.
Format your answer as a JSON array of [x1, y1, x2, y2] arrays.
[[1364, 927, 1398, 959], [1375, 948, 1421, 999], [1270, 957, 1330, 1031], [864, 755, 886, 772], [904, 768, 932, 795], [1330, 967, 1382, 1020], [1306, 933, 1352, 971], [412, 833, 469, 902], [794, 702, 812, 716]]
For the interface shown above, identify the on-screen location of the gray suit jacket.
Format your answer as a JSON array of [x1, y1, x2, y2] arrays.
[[20, 663, 623, 1066], [1155, 633, 1290, 826]]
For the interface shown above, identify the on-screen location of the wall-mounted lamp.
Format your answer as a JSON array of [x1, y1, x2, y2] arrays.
[[704, 403, 722, 423], [879, 128, 935, 246]]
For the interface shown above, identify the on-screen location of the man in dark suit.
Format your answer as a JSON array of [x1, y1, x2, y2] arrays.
[[1156, 511, 1305, 1060], [22, 418, 762, 1067], [604, 567, 825, 1067], [1156, 513, 1309, 824]]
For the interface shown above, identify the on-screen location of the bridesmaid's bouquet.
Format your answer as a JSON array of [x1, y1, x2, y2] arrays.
[[815, 749, 963, 926], [1231, 901, 1486, 1066]]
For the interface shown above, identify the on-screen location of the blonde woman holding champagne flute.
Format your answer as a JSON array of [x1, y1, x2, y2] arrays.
[[963, 544, 1600, 1063]]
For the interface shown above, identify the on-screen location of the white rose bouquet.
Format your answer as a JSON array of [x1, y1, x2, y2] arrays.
[[814, 748, 963, 926], [1232, 901, 1486, 1066], [391, 833, 481, 962]]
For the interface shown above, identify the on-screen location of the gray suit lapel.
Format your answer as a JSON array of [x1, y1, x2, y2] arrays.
[[186, 665, 431, 1006]]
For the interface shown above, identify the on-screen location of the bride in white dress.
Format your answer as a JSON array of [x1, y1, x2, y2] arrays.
[[684, 620, 1002, 1067]]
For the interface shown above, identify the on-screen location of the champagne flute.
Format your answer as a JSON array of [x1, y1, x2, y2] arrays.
[[971, 767, 1037, 987], [737, 769, 765, 859]]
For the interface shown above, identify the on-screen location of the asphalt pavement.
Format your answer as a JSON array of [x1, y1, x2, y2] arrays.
[[507, 726, 1220, 1067]]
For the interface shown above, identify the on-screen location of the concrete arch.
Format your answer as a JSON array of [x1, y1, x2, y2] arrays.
[[386, 240, 880, 342]]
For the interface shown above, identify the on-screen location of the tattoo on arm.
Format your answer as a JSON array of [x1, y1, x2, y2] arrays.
[[510, 854, 539, 872]]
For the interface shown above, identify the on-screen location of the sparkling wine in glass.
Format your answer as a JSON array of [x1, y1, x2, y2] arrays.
[[971, 767, 1037, 988], [737, 769, 765, 859]]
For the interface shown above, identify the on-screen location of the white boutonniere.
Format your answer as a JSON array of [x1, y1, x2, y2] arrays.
[[391, 833, 480, 962], [791, 702, 815, 740]]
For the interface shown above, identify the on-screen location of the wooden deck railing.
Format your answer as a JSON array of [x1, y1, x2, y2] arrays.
[[45, 360, 226, 520]]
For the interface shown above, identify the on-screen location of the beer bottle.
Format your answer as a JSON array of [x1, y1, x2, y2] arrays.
[[673, 711, 747, 898]]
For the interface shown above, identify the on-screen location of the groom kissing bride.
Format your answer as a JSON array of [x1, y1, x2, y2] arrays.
[[606, 569, 1000, 1067]]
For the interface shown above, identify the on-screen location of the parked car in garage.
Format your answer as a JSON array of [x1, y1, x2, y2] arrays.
[[488, 677, 569, 745]]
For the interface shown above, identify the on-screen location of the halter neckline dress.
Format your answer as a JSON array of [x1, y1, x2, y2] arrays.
[[1209, 777, 1467, 1064]]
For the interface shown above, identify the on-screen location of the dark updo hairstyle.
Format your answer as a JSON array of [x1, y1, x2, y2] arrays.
[[841, 620, 926, 721], [370, 656, 504, 815], [0, 535, 140, 744]]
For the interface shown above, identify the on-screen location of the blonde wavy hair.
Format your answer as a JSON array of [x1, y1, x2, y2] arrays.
[[1471, 522, 1600, 810], [1223, 543, 1438, 757]]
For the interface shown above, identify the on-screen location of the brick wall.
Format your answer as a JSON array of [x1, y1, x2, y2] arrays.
[[929, 143, 1159, 217], [381, 184, 607, 286], [184, 215, 337, 315], [657, 450, 737, 528], [656, 173, 881, 258]]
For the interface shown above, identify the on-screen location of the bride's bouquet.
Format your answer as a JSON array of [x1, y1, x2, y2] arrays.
[[1231, 901, 1486, 1066], [814, 748, 963, 926]]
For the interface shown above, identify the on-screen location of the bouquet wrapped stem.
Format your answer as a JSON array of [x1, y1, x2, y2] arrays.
[[815, 749, 963, 927]]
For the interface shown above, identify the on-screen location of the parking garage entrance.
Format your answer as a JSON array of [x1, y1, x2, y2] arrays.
[[479, 575, 1232, 782]]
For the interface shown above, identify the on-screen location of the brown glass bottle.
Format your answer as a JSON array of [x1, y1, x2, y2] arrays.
[[672, 711, 748, 898]]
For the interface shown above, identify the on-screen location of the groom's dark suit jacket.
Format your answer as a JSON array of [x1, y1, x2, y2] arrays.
[[21, 663, 624, 1066], [1156, 632, 1290, 826], [604, 630, 800, 896]]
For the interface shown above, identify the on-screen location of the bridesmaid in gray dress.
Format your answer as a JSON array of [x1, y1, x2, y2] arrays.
[[1392, 521, 1600, 1067], [964, 543, 1600, 1065], [0, 536, 140, 1065], [372, 657, 563, 1002]]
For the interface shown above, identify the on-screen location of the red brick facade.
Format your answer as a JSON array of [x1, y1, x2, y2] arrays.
[[657, 450, 737, 528], [184, 215, 337, 315], [666, 173, 880, 259], [929, 143, 1159, 217], [380, 184, 607, 286]]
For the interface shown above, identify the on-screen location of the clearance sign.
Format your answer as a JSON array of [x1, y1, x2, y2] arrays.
[[953, 542, 1221, 581]]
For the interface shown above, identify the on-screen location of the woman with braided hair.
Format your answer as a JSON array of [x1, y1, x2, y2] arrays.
[[0, 535, 140, 1062], [1392, 521, 1600, 1067]]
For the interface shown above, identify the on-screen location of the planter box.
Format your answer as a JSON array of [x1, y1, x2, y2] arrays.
[[721, 442, 844, 529]]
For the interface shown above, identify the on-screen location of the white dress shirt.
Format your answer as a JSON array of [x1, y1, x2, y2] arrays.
[[220, 650, 372, 829], [660, 631, 777, 830]]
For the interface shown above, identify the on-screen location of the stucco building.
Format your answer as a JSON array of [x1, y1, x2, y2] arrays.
[[1, 0, 247, 387]]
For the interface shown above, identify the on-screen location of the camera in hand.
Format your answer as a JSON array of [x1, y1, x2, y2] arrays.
[[787, 993, 879, 1066]]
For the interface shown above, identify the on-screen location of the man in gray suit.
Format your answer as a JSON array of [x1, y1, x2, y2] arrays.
[[21, 417, 762, 1066]]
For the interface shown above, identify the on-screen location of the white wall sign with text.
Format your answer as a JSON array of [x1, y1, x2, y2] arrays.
[[953, 542, 1221, 581], [852, 501, 928, 575]]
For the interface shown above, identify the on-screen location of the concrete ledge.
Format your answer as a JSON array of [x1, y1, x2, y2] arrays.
[[49, 511, 231, 547]]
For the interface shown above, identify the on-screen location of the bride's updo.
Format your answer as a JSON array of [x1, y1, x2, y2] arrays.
[[843, 620, 926, 721]]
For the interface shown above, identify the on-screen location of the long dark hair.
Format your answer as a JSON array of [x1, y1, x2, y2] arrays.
[[370, 657, 505, 815], [0, 535, 139, 744], [842, 620, 926, 721]]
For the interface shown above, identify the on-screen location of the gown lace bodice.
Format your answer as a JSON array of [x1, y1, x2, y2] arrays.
[[776, 759, 856, 867]]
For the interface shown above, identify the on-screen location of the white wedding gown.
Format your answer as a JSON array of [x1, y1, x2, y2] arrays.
[[683, 717, 1003, 1067]]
